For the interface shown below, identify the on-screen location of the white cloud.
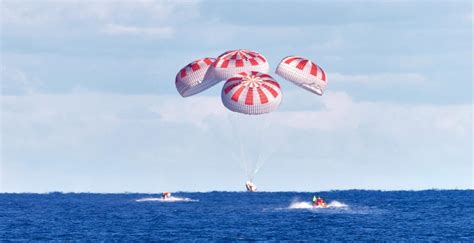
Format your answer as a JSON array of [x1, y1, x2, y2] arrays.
[[329, 72, 426, 86], [1, 1, 199, 37], [102, 24, 174, 38], [260, 91, 471, 138], [1, 92, 472, 192], [466, 12, 473, 23], [175, 21, 339, 48], [155, 95, 226, 129], [1, 1, 199, 24], [0, 65, 41, 94]]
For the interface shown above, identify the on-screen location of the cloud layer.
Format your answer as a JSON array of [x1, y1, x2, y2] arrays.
[[2, 92, 472, 192]]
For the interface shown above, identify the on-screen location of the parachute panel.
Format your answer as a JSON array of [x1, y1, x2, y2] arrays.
[[208, 49, 270, 82], [221, 71, 282, 115], [276, 56, 327, 96]]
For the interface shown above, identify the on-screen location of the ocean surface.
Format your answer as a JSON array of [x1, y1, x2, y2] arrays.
[[1, 190, 473, 241]]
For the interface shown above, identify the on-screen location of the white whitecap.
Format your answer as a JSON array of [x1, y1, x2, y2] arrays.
[[288, 200, 348, 209], [288, 201, 313, 209], [327, 201, 348, 208], [135, 196, 198, 202]]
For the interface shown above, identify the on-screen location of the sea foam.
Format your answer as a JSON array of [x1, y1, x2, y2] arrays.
[[135, 196, 198, 202], [288, 200, 348, 209]]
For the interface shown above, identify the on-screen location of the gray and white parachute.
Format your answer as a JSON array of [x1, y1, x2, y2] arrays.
[[175, 57, 217, 97], [276, 55, 328, 96]]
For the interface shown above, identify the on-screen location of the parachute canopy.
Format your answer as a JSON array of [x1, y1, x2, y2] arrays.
[[175, 57, 217, 97], [208, 49, 270, 82], [221, 71, 282, 115], [276, 56, 327, 96]]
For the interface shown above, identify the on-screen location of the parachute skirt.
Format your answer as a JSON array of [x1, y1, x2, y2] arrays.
[[177, 70, 220, 97], [221, 92, 281, 115], [175, 58, 218, 97], [276, 61, 327, 96]]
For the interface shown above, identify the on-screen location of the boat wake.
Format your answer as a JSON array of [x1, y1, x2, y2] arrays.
[[135, 196, 198, 203], [288, 200, 348, 209]]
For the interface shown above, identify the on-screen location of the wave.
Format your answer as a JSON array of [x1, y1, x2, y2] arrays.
[[283, 200, 387, 215], [135, 196, 198, 203], [288, 200, 348, 209]]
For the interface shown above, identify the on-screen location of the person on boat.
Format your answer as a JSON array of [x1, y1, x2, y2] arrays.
[[312, 195, 327, 207], [162, 192, 171, 199], [317, 196, 327, 207]]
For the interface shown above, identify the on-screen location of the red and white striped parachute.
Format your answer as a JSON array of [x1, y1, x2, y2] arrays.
[[175, 57, 217, 97], [208, 49, 270, 82], [276, 56, 327, 96], [221, 71, 282, 115]]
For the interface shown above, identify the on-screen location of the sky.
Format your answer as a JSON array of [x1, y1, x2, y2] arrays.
[[1, 0, 472, 193]]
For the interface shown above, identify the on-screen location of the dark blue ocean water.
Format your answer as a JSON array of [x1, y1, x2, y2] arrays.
[[1, 190, 473, 241]]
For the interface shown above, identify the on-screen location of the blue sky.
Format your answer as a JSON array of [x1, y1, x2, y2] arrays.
[[1, 0, 472, 192]]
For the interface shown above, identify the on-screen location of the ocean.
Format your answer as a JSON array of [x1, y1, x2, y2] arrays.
[[1, 190, 473, 241]]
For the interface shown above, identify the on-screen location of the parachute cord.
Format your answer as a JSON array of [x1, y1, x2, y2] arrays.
[[250, 114, 265, 179], [253, 114, 271, 176], [238, 116, 252, 180], [251, 119, 264, 177], [227, 112, 252, 180], [226, 112, 282, 182], [254, 118, 286, 175]]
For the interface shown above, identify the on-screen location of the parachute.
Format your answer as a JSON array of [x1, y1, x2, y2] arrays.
[[175, 57, 217, 97], [221, 71, 282, 115], [207, 49, 270, 82], [275, 56, 328, 96], [174, 50, 329, 191]]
